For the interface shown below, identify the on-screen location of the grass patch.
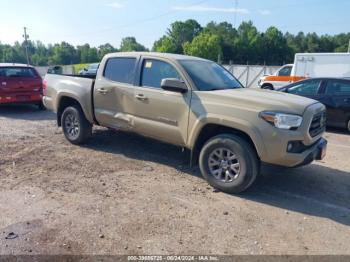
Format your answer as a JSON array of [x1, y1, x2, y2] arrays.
[[72, 63, 90, 74]]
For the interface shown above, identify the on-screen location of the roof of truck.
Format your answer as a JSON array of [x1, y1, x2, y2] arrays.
[[106, 52, 210, 62], [0, 63, 34, 68]]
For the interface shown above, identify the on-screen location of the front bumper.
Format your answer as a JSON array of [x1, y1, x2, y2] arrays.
[[257, 103, 327, 167], [262, 138, 327, 168], [294, 138, 327, 167]]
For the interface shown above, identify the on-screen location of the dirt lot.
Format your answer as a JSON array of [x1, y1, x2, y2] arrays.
[[0, 104, 350, 255]]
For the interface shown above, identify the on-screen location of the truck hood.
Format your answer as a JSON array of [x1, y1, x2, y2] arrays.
[[197, 88, 318, 115]]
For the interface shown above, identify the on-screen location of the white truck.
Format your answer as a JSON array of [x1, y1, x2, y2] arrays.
[[259, 53, 350, 90]]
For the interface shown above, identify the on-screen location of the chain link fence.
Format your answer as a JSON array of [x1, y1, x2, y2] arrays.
[[224, 64, 280, 88]]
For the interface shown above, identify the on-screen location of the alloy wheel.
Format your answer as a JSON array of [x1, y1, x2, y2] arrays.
[[64, 113, 80, 140], [208, 148, 241, 183]]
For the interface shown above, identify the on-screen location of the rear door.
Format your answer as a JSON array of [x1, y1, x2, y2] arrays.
[[0, 67, 42, 95], [132, 57, 191, 146], [322, 79, 350, 127], [93, 56, 138, 130]]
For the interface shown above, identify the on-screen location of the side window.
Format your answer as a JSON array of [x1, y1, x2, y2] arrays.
[[141, 59, 182, 89], [104, 58, 136, 84], [278, 66, 292, 77], [325, 80, 350, 95], [288, 80, 321, 96]]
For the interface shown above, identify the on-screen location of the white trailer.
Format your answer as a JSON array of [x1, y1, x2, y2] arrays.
[[292, 53, 350, 78], [259, 53, 350, 90]]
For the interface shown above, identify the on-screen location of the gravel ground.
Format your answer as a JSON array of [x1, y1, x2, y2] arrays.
[[0, 104, 350, 255]]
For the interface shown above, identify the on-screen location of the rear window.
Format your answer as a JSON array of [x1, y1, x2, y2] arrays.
[[0, 67, 38, 78], [104, 58, 136, 84]]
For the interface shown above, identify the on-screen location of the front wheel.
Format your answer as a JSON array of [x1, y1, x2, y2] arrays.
[[261, 84, 274, 90], [199, 134, 259, 194], [61, 105, 92, 145]]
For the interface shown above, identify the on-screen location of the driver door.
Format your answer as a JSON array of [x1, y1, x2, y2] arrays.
[[132, 57, 191, 146]]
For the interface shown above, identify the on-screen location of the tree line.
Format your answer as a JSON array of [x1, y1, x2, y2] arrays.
[[0, 37, 147, 66], [0, 20, 349, 66]]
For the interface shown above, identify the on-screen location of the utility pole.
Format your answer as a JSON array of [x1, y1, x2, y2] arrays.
[[23, 27, 30, 65]]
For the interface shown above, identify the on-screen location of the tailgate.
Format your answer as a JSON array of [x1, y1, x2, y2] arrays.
[[0, 67, 42, 94]]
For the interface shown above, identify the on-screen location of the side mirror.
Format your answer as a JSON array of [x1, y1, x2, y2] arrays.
[[161, 78, 188, 93], [83, 68, 88, 71]]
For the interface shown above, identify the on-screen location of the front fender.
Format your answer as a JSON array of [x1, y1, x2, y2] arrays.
[[188, 113, 267, 158]]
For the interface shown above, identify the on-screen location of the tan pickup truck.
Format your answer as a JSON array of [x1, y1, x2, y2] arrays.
[[43, 52, 327, 193]]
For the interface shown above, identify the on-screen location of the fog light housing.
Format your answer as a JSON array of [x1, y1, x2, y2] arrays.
[[287, 141, 306, 153]]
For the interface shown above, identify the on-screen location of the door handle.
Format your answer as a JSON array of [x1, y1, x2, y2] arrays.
[[135, 94, 148, 101], [97, 88, 109, 95]]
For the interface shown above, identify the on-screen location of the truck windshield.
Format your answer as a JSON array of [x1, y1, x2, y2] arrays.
[[179, 60, 243, 91]]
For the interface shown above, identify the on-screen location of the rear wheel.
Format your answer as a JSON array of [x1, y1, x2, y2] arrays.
[[199, 134, 259, 194], [61, 105, 92, 144], [37, 101, 46, 110]]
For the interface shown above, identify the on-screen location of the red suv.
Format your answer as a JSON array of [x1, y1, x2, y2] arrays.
[[0, 63, 44, 109]]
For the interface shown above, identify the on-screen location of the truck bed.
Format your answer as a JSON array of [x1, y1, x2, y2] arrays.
[[44, 73, 96, 123]]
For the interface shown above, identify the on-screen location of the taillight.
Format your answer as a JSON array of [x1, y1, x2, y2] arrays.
[[42, 79, 47, 96]]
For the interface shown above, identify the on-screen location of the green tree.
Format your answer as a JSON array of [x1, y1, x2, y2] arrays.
[[1, 43, 25, 63], [233, 21, 261, 64], [183, 32, 222, 61], [77, 44, 99, 63], [120, 37, 147, 52], [305, 33, 321, 52], [98, 43, 117, 60], [333, 33, 350, 52], [204, 21, 238, 63], [152, 36, 177, 53], [31, 41, 49, 66], [166, 19, 202, 53], [260, 27, 292, 65], [48, 42, 78, 65], [1, 20, 349, 66]]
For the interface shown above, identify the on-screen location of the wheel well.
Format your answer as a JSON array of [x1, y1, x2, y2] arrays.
[[57, 97, 81, 126], [262, 83, 274, 90], [191, 124, 259, 165]]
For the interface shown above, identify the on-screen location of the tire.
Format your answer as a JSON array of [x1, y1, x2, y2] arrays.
[[347, 119, 350, 134], [199, 134, 259, 194], [262, 84, 274, 90], [37, 101, 46, 110], [61, 105, 92, 145]]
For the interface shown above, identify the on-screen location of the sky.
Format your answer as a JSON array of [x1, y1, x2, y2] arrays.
[[0, 0, 349, 49]]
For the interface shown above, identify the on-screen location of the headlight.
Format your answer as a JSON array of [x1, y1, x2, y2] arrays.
[[260, 112, 303, 130]]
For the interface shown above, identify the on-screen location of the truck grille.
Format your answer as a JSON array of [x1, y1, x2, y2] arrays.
[[309, 111, 326, 138]]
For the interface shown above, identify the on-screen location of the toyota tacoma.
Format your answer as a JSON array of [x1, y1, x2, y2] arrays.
[[43, 52, 327, 193]]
